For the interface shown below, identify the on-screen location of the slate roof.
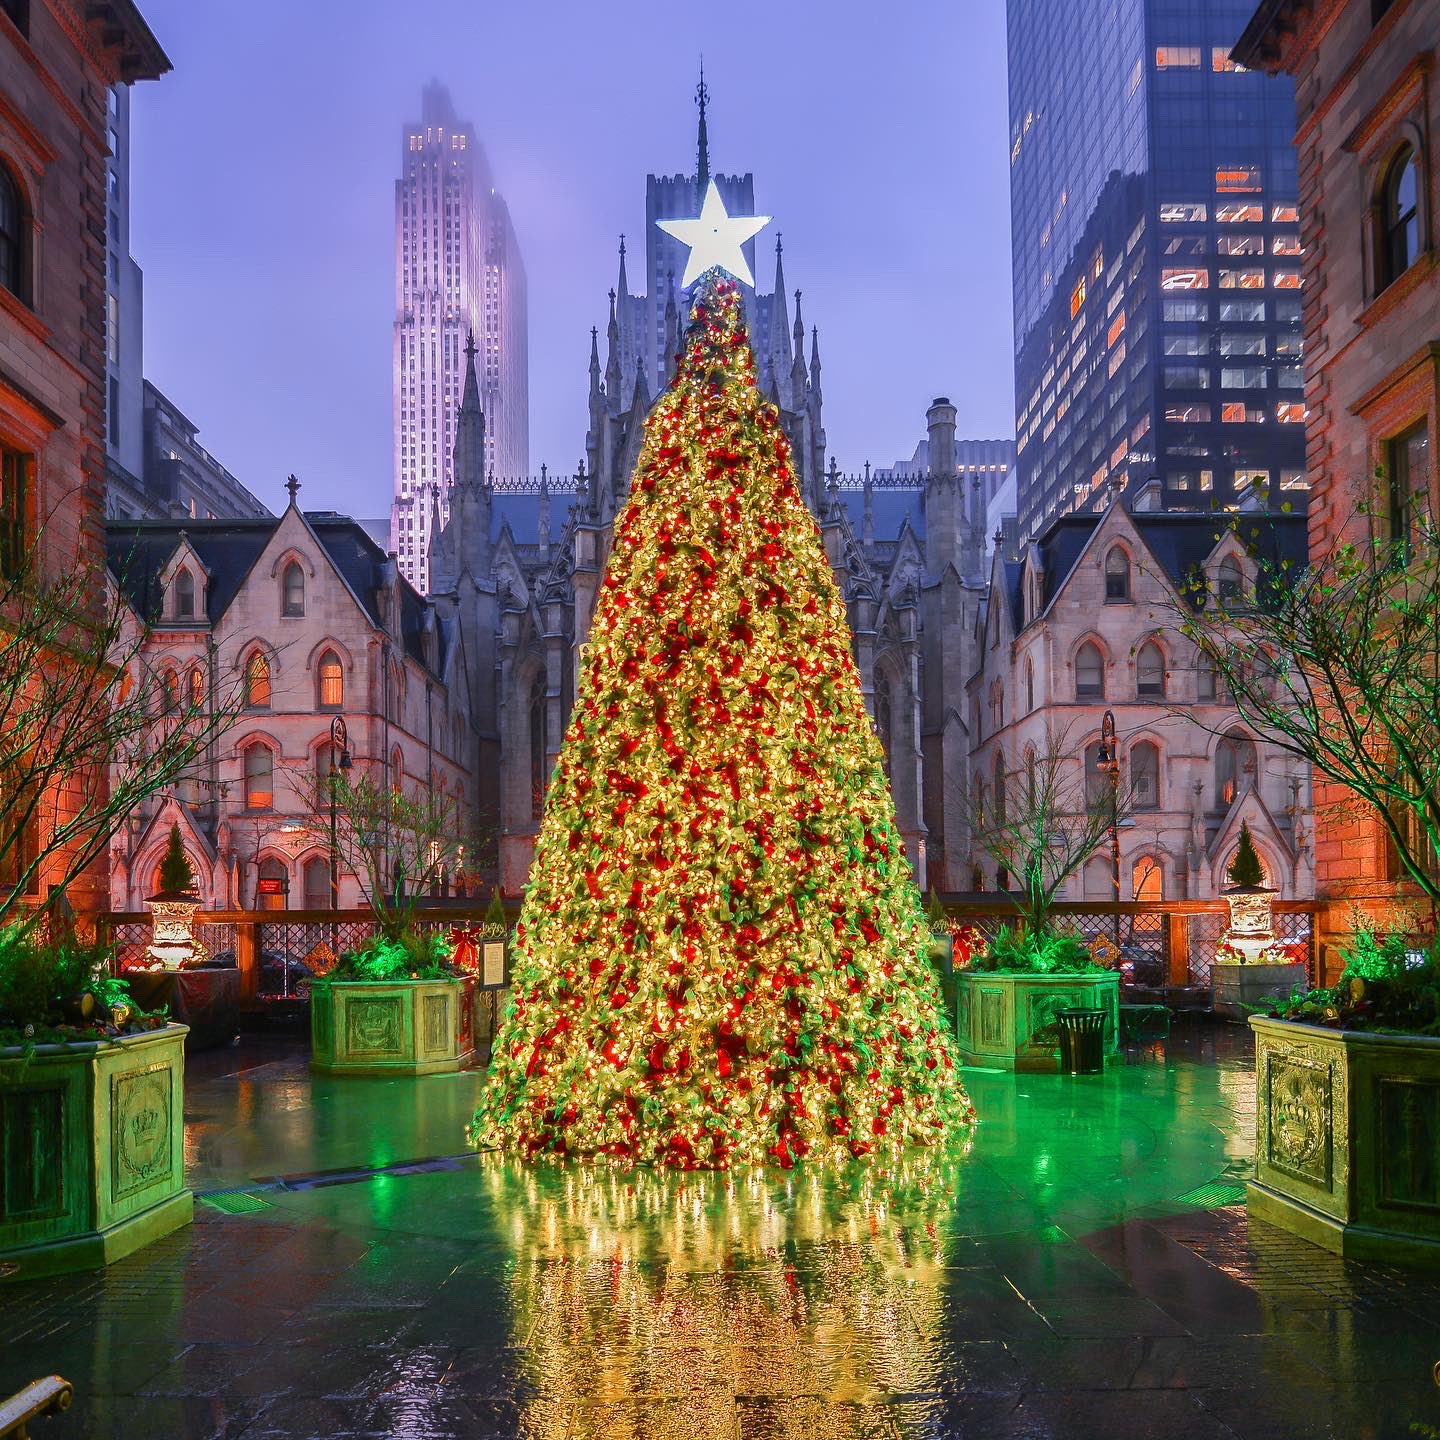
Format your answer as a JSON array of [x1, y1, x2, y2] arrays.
[[106, 513, 444, 675], [1032, 510, 1308, 614]]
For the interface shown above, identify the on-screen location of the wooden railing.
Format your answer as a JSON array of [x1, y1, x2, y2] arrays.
[[95, 897, 1328, 1004]]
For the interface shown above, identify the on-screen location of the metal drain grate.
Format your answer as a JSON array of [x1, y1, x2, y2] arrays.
[[1175, 1181, 1247, 1209], [198, 1190, 274, 1215]]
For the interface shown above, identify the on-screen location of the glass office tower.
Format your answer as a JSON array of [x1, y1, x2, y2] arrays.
[[1008, 0, 1306, 540]]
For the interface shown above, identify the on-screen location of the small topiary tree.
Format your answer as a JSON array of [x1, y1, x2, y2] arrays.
[[1225, 821, 1266, 889], [155, 823, 196, 897], [484, 885, 507, 936]]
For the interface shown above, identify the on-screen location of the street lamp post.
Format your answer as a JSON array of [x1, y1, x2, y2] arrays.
[[1096, 710, 1122, 948]]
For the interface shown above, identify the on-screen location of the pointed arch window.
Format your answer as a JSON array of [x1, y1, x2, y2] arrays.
[[390, 746, 405, 794], [992, 750, 1007, 824], [161, 669, 179, 714], [256, 855, 286, 910], [188, 666, 204, 708], [1215, 729, 1256, 810], [317, 650, 343, 709], [244, 651, 271, 709], [1076, 641, 1105, 698], [243, 744, 273, 810], [1024, 657, 1035, 713], [874, 674, 893, 776], [1082, 854, 1112, 899], [1132, 855, 1164, 900], [1131, 740, 1160, 810], [1136, 640, 1165, 697], [282, 561, 305, 617], [1084, 741, 1108, 806], [174, 567, 195, 619], [303, 856, 331, 910], [529, 675, 547, 820], [1104, 547, 1131, 601]]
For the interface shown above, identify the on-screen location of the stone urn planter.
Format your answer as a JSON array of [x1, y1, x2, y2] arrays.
[[0, 1024, 192, 1282], [1213, 885, 1307, 1019], [142, 891, 208, 970], [1249, 1015, 1440, 1265], [956, 970, 1121, 1071], [309, 975, 476, 1076]]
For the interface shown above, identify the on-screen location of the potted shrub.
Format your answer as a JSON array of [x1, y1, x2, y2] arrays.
[[958, 723, 1129, 1067], [309, 928, 475, 1077], [0, 534, 245, 1279], [1213, 823, 1305, 1019], [141, 825, 207, 970], [0, 923, 190, 1282], [957, 926, 1121, 1071], [300, 769, 477, 1075], [1247, 929, 1440, 1265]]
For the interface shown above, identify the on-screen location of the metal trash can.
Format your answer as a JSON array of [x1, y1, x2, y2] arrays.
[[1056, 1008, 1107, 1074]]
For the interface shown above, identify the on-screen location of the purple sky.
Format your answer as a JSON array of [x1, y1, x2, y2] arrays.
[[131, 1, 1014, 518]]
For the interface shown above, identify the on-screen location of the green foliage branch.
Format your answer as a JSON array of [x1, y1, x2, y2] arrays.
[[1171, 492, 1440, 910], [966, 721, 1139, 939], [0, 529, 246, 935]]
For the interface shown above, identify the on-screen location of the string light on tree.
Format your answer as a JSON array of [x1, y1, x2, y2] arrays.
[[470, 270, 971, 1170]]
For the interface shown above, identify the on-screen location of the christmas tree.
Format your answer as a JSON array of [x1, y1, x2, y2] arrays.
[[156, 823, 196, 896], [472, 274, 970, 1168], [1226, 821, 1266, 889]]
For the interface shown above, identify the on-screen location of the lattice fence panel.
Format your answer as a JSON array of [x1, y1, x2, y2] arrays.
[[1051, 911, 1167, 988], [256, 920, 376, 998], [110, 921, 151, 974], [1274, 911, 1315, 983], [1187, 912, 1229, 990], [194, 923, 238, 965]]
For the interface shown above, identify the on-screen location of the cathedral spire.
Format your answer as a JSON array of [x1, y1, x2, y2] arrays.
[[616, 235, 629, 300], [790, 289, 808, 396], [605, 288, 622, 413], [588, 324, 601, 397], [809, 326, 822, 391], [695, 61, 710, 202], [453, 328, 486, 493], [768, 235, 793, 394]]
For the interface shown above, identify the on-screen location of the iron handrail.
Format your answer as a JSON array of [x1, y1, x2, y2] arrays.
[[0, 1377, 74, 1439]]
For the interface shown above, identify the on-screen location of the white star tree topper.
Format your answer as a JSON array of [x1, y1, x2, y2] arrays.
[[657, 180, 772, 288]]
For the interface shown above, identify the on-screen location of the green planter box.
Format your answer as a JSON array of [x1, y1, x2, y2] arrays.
[[0, 1025, 192, 1282], [1249, 1016, 1440, 1266], [956, 970, 1121, 1071], [310, 976, 476, 1076]]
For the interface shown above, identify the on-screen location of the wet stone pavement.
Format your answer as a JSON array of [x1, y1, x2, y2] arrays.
[[4, 1023, 1440, 1439]]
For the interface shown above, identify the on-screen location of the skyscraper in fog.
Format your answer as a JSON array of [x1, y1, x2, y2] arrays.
[[391, 82, 527, 590], [1007, 0, 1306, 540]]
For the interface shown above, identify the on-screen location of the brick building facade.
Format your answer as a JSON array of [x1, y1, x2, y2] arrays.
[[106, 490, 476, 910], [968, 501, 1314, 903], [1236, 0, 1438, 908], [0, 0, 168, 913]]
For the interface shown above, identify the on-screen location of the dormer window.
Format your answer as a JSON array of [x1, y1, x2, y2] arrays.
[[1104, 547, 1130, 602], [1218, 557, 1244, 608], [174, 567, 195, 619], [282, 561, 305, 617]]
